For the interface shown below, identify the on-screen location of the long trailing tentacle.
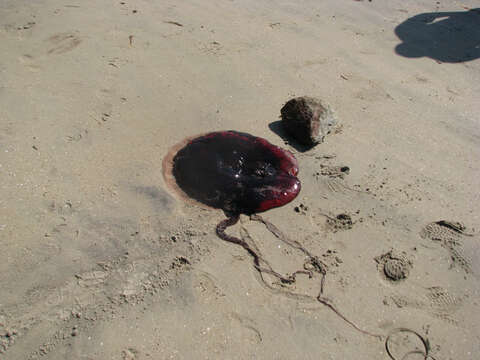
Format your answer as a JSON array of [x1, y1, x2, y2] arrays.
[[215, 214, 383, 340]]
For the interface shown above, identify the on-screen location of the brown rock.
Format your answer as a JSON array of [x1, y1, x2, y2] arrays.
[[280, 96, 336, 146]]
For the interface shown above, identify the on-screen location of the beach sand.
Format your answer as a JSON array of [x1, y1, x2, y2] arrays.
[[1, 0, 479, 358]]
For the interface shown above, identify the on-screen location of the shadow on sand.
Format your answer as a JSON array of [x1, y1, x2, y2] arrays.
[[268, 120, 315, 153], [395, 8, 480, 63]]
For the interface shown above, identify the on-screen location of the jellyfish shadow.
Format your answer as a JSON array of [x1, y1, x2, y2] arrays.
[[394, 8, 480, 63]]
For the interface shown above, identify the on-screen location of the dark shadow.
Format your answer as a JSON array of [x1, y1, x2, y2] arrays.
[[268, 120, 314, 153], [394, 8, 480, 63]]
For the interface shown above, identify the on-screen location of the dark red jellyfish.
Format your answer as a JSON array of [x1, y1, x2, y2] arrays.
[[164, 130, 301, 216]]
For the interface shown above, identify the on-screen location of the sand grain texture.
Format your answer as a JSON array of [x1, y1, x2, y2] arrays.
[[1, 0, 479, 359]]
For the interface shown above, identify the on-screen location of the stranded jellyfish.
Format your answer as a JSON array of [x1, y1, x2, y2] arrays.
[[167, 130, 300, 215], [163, 130, 300, 248], [163, 130, 388, 343]]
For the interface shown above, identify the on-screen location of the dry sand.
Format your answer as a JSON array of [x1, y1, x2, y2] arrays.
[[1, 0, 480, 359]]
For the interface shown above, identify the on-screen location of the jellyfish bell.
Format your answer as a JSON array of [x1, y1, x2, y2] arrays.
[[163, 131, 301, 215]]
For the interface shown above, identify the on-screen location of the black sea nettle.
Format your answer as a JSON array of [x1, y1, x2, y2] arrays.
[[169, 130, 301, 215]]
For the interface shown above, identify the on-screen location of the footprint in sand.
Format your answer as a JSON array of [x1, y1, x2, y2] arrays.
[[192, 271, 225, 303], [46, 32, 81, 55], [420, 220, 479, 275], [230, 312, 263, 344], [390, 286, 463, 325], [375, 250, 412, 282]]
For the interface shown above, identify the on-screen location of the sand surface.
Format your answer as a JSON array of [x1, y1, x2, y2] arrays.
[[1, 0, 480, 359]]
